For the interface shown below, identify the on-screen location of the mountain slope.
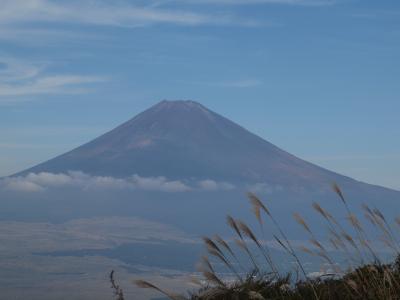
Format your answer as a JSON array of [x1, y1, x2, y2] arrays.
[[15, 100, 397, 194]]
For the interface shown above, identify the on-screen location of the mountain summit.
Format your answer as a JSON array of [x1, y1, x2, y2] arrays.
[[15, 100, 391, 192]]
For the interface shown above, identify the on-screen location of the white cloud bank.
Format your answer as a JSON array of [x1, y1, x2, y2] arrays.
[[0, 171, 236, 193]]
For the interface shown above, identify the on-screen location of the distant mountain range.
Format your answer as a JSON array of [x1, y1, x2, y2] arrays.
[[16, 100, 398, 196]]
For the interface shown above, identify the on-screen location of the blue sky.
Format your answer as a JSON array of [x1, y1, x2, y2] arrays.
[[0, 0, 399, 190]]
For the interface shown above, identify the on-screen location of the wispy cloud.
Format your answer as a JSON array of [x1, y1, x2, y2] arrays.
[[0, 0, 259, 28], [0, 171, 236, 193], [0, 75, 105, 97], [0, 143, 64, 150], [178, 0, 337, 6], [183, 78, 263, 88], [217, 79, 263, 88], [0, 57, 42, 81], [348, 10, 400, 22], [197, 179, 235, 191], [305, 154, 400, 162], [0, 125, 108, 137], [0, 57, 105, 102]]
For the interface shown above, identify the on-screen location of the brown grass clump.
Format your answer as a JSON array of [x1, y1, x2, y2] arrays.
[[123, 183, 400, 300]]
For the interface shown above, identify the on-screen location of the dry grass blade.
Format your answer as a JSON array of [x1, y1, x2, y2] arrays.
[[135, 280, 159, 289], [273, 236, 319, 299], [373, 208, 385, 221], [293, 213, 312, 234], [381, 236, 397, 252], [235, 238, 247, 252], [203, 237, 242, 278], [332, 183, 346, 203], [206, 247, 240, 280], [362, 204, 373, 215], [234, 238, 259, 271], [273, 235, 290, 254], [299, 245, 314, 255], [348, 214, 363, 232], [341, 232, 363, 261], [237, 220, 278, 274], [309, 238, 326, 252], [134, 280, 187, 300], [249, 197, 262, 225], [189, 276, 202, 286], [202, 271, 226, 287], [328, 228, 341, 242], [214, 235, 236, 258], [227, 215, 243, 239], [200, 255, 215, 273], [312, 202, 328, 219], [202, 237, 226, 259], [207, 249, 231, 267], [346, 279, 358, 291], [247, 291, 266, 300], [214, 234, 246, 273], [329, 238, 340, 250], [317, 251, 334, 265], [237, 220, 262, 248], [373, 209, 399, 250], [248, 192, 271, 217], [365, 212, 376, 226], [110, 270, 124, 300]]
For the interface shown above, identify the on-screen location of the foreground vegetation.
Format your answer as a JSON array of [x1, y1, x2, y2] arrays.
[[112, 184, 400, 300]]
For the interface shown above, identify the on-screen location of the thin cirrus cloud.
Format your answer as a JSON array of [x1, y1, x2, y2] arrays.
[[184, 78, 263, 88], [0, 75, 105, 97], [0, 0, 260, 28], [0, 171, 236, 193], [217, 79, 262, 88], [305, 154, 400, 162], [0, 0, 338, 35], [0, 58, 105, 101], [179, 0, 337, 6]]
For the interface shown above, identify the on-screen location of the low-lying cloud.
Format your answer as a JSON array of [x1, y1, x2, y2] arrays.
[[198, 179, 235, 191], [0, 171, 236, 193]]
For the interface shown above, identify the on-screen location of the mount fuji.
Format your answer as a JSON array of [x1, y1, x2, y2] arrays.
[[16, 100, 395, 195], [3, 99, 399, 235]]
